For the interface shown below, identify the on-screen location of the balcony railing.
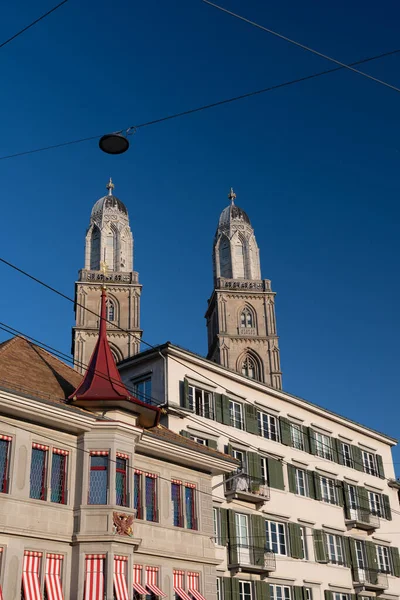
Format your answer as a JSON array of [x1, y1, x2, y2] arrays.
[[229, 544, 276, 573], [225, 474, 270, 505], [354, 569, 388, 590], [345, 507, 380, 531]]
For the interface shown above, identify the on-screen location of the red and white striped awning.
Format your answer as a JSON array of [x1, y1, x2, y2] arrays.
[[114, 556, 129, 600], [84, 554, 105, 600], [173, 570, 192, 600], [133, 564, 148, 595], [45, 554, 64, 600], [22, 551, 42, 600], [188, 572, 206, 600], [146, 566, 167, 598], [32, 443, 49, 451]]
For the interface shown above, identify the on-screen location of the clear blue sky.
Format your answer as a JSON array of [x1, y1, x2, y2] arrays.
[[1, 1, 399, 468]]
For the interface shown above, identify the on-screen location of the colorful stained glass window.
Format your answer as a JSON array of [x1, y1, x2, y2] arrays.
[[171, 482, 183, 527], [0, 439, 10, 493], [185, 485, 197, 530], [30, 447, 47, 500], [116, 457, 128, 507], [50, 451, 67, 504], [89, 454, 108, 504], [145, 475, 157, 522], [134, 472, 142, 518]]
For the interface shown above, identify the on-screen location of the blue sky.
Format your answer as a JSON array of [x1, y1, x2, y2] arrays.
[[1, 0, 399, 468]]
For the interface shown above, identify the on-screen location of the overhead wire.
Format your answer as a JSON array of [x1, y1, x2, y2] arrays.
[[202, 0, 400, 94], [0, 48, 399, 161]]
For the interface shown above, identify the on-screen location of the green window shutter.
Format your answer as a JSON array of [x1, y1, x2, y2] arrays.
[[342, 536, 351, 568], [228, 510, 238, 565], [251, 514, 266, 566], [248, 452, 262, 491], [336, 481, 344, 507], [357, 486, 369, 512], [302, 426, 310, 453], [222, 395, 231, 425], [255, 581, 269, 600], [349, 538, 359, 581], [267, 458, 284, 490], [245, 403, 258, 435], [352, 445, 364, 472], [307, 470, 316, 499], [180, 430, 190, 438], [223, 578, 233, 600], [182, 379, 190, 409], [231, 578, 240, 600], [343, 482, 351, 519], [313, 530, 327, 562], [215, 393, 223, 423], [331, 438, 339, 463], [226, 443, 233, 457], [309, 429, 317, 455], [280, 417, 291, 446], [324, 592, 333, 600], [337, 440, 344, 465], [289, 522, 304, 559], [351, 595, 356, 600], [220, 508, 228, 546], [365, 541, 378, 584], [207, 439, 218, 450], [390, 546, 400, 577], [313, 473, 322, 500], [376, 454, 385, 479], [293, 587, 303, 600], [287, 465, 296, 494], [383, 494, 392, 520]]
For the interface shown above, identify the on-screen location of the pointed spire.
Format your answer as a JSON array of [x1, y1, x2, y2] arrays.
[[106, 177, 115, 196], [228, 187, 236, 204]]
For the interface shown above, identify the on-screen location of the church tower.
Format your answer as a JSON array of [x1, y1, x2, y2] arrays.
[[205, 188, 282, 389], [72, 179, 142, 373]]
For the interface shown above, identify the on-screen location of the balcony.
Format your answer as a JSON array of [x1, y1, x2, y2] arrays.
[[353, 569, 388, 592], [345, 508, 380, 532], [225, 474, 270, 506], [228, 544, 276, 574]]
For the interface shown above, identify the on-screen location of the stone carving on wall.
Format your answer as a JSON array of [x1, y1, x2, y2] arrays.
[[113, 512, 135, 536]]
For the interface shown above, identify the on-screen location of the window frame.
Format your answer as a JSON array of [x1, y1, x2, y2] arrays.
[[290, 424, 304, 451], [368, 491, 383, 517], [376, 545, 392, 574], [269, 584, 291, 600], [184, 483, 197, 530], [295, 468, 308, 497], [265, 519, 287, 556], [188, 384, 214, 420], [320, 476, 337, 505], [0, 435, 12, 494], [30, 444, 49, 501], [300, 526, 308, 560], [131, 374, 152, 403], [50, 448, 68, 505], [341, 443, 353, 468], [229, 400, 244, 430], [326, 533, 344, 565], [232, 449, 247, 474], [189, 435, 207, 446], [213, 507, 221, 545], [145, 473, 158, 522], [216, 577, 224, 600], [362, 451, 377, 476], [314, 432, 333, 461], [239, 580, 253, 600], [135, 470, 158, 522], [260, 457, 269, 485], [88, 451, 109, 505], [257, 411, 280, 442], [116, 453, 129, 507]]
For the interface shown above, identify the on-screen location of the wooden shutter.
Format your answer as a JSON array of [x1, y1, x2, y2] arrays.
[[223, 577, 233, 600], [293, 587, 304, 600], [251, 514, 266, 566], [357, 487, 369, 512], [279, 417, 291, 446], [182, 379, 190, 409], [287, 465, 296, 494], [248, 452, 262, 491], [288, 522, 304, 559], [180, 430, 190, 438], [231, 578, 240, 600], [336, 481, 344, 507], [302, 426, 311, 453], [365, 541, 378, 584], [324, 592, 333, 600], [313, 473, 322, 501], [215, 394, 223, 423], [220, 508, 228, 546], [343, 483, 351, 519], [313, 530, 327, 562], [309, 429, 317, 455], [228, 510, 238, 565], [222, 395, 231, 425], [342, 536, 351, 567], [332, 438, 339, 463], [245, 404, 258, 435], [337, 440, 344, 465], [349, 538, 359, 582], [267, 458, 284, 490], [351, 445, 364, 472], [376, 455, 385, 479], [255, 581, 269, 600], [390, 547, 400, 577], [307, 471, 316, 499], [207, 439, 218, 450], [383, 495, 392, 520]]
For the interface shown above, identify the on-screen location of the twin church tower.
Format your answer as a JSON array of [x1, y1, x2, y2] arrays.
[[72, 181, 282, 390]]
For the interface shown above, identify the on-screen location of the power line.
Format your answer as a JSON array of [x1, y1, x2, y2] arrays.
[[0, 0, 69, 50], [0, 48, 399, 161], [202, 1, 400, 94]]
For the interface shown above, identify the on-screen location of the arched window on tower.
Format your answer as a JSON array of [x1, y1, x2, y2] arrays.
[[105, 227, 117, 271], [241, 355, 256, 379], [235, 242, 245, 279], [219, 237, 232, 278], [90, 226, 101, 270], [106, 299, 115, 322], [240, 308, 253, 328]]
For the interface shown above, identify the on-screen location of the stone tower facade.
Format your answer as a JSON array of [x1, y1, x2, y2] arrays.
[[205, 189, 282, 389], [72, 179, 142, 373]]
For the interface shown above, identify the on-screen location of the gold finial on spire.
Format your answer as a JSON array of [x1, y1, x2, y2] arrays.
[[100, 251, 108, 289], [106, 177, 114, 196], [228, 187, 236, 204]]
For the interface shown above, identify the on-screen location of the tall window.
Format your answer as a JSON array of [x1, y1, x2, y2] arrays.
[[135, 470, 158, 522], [355, 540, 366, 573], [326, 534, 344, 565], [260, 457, 269, 485], [132, 375, 152, 402], [185, 483, 197, 530], [213, 507, 221, 544], [240, 308, 253, 328], [265, 520, 287, 555], [30, 443, 48, 500], [257, 411, 279, 441], [232, 449, 247, 474], [334, 595, 349, 600], [171, 480, 183, 527], [341, 443, 353, 468], [239, 581, 252, 600], [270, 585, 291, 600], [320, 476, 337, 504], [295, 469, 308, 497], [134, 470, 142, 518], [368, 491, 383, 517], [290, 424, 304, 450], [376, 545, 391, 573], [305, 589, 312, 600], [300, 527, 308, 560], [216, 577, 224, 600], [0, 435, 11, 493], [188, 385, 214, 419], [241, 356, 257, 379], [230, 401, 244, 429], [88, 451, 108, 504], [106, 298, 115, 321], [116, 453, 128, 507], [362, 451, 377, 476], [145, 473, 157, 522], [314, 432, 333, 460], [50, 448, 68, 504]]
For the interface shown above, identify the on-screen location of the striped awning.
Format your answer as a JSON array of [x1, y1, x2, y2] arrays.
[[114, 556, 129, 600], [133, 564, 148, 595], [146, 566, 166, 598], [22, 551, 42, 600], [45, 554, 64, 600], [84, 554, 105, 600], [173, 570, 191, 600], [188, 572, 206, 600]]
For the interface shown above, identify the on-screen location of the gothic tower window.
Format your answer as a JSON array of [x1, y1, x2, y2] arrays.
[[234, 240, 245, 279], [90, 226, 101, 270], [240, 308, 253, 328], [106, 299, 115, 322], [105, 227, 117, 271], [239, 351, 262, 382], [241, 355, 256, 379], [219, 237, 232, 278]]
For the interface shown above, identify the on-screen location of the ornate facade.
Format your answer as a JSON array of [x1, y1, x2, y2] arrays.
[[72, 179, 142, 372], [206, 189, 282, 389]]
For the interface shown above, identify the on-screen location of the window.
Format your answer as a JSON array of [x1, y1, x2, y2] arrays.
[[116, 453, 128, 507], [320, 476, 337, 504], [260, 457, 269, 485], [30, 443, 48, 500], [362, 452, 377, 476], [88, 451, 108, 505], [333, 595, 349, 600], [185, 483, 197, 530], [291, 424, 304, 450], [145, 473, 157, 522], [133, 564, 147, 598], [230, 401, 244, 430], [341, 443, 353, 468], [189, 436, 207, 445], [135, 470, 158, 522], [134, 470, 142, 518], [172, 480, 183, 527], [240, 308, 253, 328], [265, 520, 287, 555], [300, 527, 308, 560], [132, 375, 152, 402], [314, 432, 333, 461], [232, 449, 247, 474], [106, 298, 115, 321], [305, 589, 312, 600], [295, 469, 308, 497], [326, 533, 344, 565], [355, 540, 366, 572], [257, 411, 279, 442], [50, 448, 68, 504], [85, 554, 105, 598], [239, 581, 253, 600], [216, 577, 224, 600], [188, 385, 214, 419], [376, 545, 391, 573], [270, 585, 291, 600], [241, 356, 257, 379], [368, 491, 383, 517], [0, 435, 11, 493], [213, 507, 221, 544]]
